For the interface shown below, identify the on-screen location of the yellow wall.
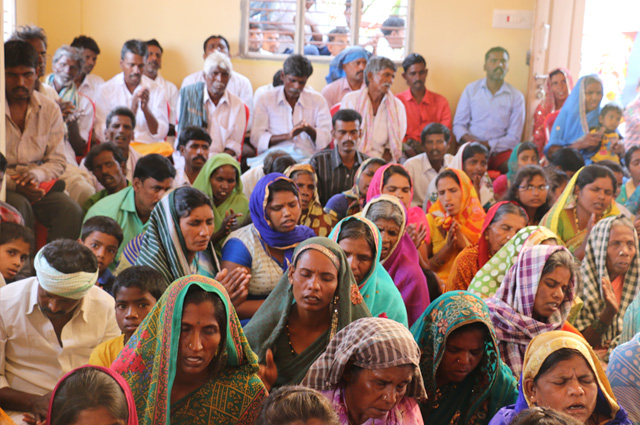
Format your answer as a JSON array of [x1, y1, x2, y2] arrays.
[[16, 0, 534, 115]]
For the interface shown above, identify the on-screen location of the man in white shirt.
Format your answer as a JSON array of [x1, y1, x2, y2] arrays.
[[404, 123, 453, 208], [144, 39, 178, 135], [250, 54, 332, 165], [177, 51, 246, 158], [0, 240, 120, 423], [71, 35, 104, 103], [376, 17, 405, 61], [341, 56, 407, 162], [96, 39, 169, 144], [174, 126, 211, 187]]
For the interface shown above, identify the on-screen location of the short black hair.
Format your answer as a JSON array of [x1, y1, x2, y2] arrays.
[[106, 106, 136, 130], [625, 145, 640, 169], [11, 25, 47, 47], [112, 265, 167, 302], [0, 222, 34, 248], [575, 163, 617, 192], [600, 103, 623, 119], [463, 142, 489, 162], [84, 142, 126, 172], [269, 156, 297, 175], [485, 46, 509, 61], [549, 147, 585, 173], [266, 178, 299, 204], [4, 39, 38, 69], [0, 152, 7, 173], [120, 39, 147, 60], [71, 35, 100, 55], [332, 108, 362, 128], [421, 122, 450, 143], [177, 126, 212, 148], [145, 39, 163, 53], [41, 239, 98, 274], [81, 216, 124, 247], [598, 159, 624, 175], [381, 17, 404, 36], [133, 154, 176, 182], [402, 53, 426, 71], [283, 54, 313, 78], [203, 35, 230, 53]]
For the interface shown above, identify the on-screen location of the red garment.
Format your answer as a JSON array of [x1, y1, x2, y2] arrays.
[[397, 88, 452, 142], [488, 149, 512, 172], [532, 68, 574, 155]]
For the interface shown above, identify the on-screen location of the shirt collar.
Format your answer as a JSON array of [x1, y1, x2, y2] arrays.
[[481, 78, 511, 95], [276, 86, 308, 109], [27, 279, 89, 323], [330, 146, 366, 169], [203, 85, 229, 106], [122, 186, 138, 214]]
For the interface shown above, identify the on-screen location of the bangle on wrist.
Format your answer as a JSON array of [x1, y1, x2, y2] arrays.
[[591, 318, 609, 335]]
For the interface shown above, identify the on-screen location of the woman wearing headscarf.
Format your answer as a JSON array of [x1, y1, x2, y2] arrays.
[[540, 164, 619, 258], [544, 75, 604, 163], [329, 215, 408, 326], [302, 317, 427, 425], [410, 291, 518, 425], [446, 201, 527, 292], [532, 68, 573, 154], [492, 142, 539, 201], [363, 195, 430, 326], [490, 331, 630, 425], [285, 164, 337, 237], [221, 173, 316, 319], [112, 276, 267, 425], [486, 245, 577, 378], [192, 153, 249, 253], [574, 215, 640, 350], [244, 237, 371, 390], [468, 226, 560, 299]]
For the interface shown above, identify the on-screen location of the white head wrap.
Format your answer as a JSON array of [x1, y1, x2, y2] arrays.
[[34, 248, 98, 299]]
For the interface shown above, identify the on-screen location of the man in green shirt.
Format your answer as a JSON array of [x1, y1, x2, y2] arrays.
[[82, 142, 129, 213]]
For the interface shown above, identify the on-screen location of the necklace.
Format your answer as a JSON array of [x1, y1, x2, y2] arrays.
[[573, 207, 581, 231], [286, 320, 297, 356]]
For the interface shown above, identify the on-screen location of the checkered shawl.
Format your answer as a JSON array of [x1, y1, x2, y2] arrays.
[[574, 215, 640, 347], [301, 317, 427, 402], [486, 245, 575, 378]]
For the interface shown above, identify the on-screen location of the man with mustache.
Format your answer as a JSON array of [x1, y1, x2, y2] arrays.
[[174, 126, 211, 187], [0, 240, 119, 424], [321, 46, 368, 109], [95, 39, 169, 144], [102, 106, 142, 183], [143, 39, 178, 137], [177, 51, 246, 158], [3, 39, 83, 241], [70, 35, 104, 103], [341, 56, 407, 162], [453, 46, 525, 174], [397, 53, 451, 159], [82, 142, 129, 213]]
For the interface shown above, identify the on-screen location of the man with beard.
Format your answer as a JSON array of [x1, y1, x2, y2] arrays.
[[143, 39, 178, 136], [70, 35, 104, 102], [397, 53, 451, 158], [177, 51, 246, 158], [0, 240, 119, 424], [82, 143, 129, 213], [453, 46, 525, 173], [174, 126, 211, 187], [341, 56, 406, 162], [321, 46, 368, 108], [102, 107, 142, 182]]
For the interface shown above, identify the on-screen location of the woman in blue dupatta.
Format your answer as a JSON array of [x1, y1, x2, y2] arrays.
[[329, 215, 408, 326], [544, 75, 604, 163], [221, 173, 316, 319]]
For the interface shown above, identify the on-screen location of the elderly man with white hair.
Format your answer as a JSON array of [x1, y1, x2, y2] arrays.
[[0, 240, 119, 423], [177, 50, 246, 157]]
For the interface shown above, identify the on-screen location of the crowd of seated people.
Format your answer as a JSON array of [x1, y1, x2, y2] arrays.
[[5, 21, 640, 425]]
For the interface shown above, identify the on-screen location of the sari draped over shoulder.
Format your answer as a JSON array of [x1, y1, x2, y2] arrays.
[[532, 67, 573, 154], [112, 275, 267, 425], [574, 215, 640, 349], [328, 216, 408, 326], [363, 195, 430, 326], [135, 190, 218, 286], [410, 291, 518, 425], [468, 226, 560, 299], [607, 333, 640, 424], [243, 237, 371, 388]]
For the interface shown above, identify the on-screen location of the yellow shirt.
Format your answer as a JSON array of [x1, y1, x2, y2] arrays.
[[88, 334, 124, 368]]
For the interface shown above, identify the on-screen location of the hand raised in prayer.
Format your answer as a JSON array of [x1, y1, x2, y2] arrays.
[[258, 348, 278, 391], [215, 267, 250, 308], [132, 86, 150, 113], [222, 209, 243, 235], [444, 221, 458, 251], [56, 99, 75, 121], [407, 222, 427, 248], [602, 276, 620, 315]]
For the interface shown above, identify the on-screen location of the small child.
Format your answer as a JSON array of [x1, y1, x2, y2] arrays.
[[0, 222, 34, 286], [88, 265, 167, 367], [79, 216, 123, 293], [590, 103, 624, 163]]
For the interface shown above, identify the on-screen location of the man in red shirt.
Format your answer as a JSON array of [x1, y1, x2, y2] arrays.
[[396, 53, 451, 158]]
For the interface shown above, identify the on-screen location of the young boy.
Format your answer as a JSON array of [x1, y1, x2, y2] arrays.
[[0, 222, 34, 286], [591, 103, 624, 163], [88, 265, 167, 367], [79, 216, 123, 293]]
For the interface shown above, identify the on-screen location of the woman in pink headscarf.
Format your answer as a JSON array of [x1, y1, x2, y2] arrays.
[[532, 68, 574, 155]]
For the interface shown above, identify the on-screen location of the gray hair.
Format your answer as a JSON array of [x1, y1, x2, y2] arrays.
[[255, 386, 340, 425], [52, 45, 85, 70], [610, 215, 635, 233], [365, 199, 403, 228], [11, 24, 47, 47], [541, 249, 575, 282], [204, 50, 232, 75], [364, 56, 396, 86], [491, 202, 528, 225]]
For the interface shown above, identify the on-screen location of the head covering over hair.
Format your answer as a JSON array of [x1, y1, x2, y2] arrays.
[[338, 157, 384, 217], [410, 291, 518, 425], [329, 216, 408, 326], [34, 249, 98, 300], [46, 365, 138, 425], [135, 190, 218, 286], [325, 46, 370, 83], [362, 195, 430, 326], [112, 275, 267, 425], [468, 226, 560, 299], [244, 237, 371, 388], [302, 317, 427, 399], [574, 215, 640, 348], [486, 245, 576, 378], [506, 143, 538, 182]]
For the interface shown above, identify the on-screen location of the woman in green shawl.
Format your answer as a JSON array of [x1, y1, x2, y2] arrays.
[[192, 153, 249, 253], [410, 290, 518, 425], [112, 275, 267, 425], [244, 237, 371, 390], [328, 215, 408, 327]]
